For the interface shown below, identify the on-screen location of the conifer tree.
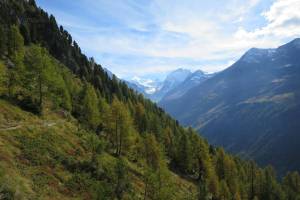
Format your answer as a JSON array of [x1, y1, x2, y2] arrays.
[[283, 171, 300, 200], [0, 61, 7, 95], [219, 180, 231, 200], [177, 133, 192, 173], [110, 98, 133, 156], [0, 24, 7, 56], [114, 158, 130, 200], [24, 45, 52, 113], [7, 25, 25, 98], [134, 102, 147, 133], [81, 83, 100, 129], [8, 25, 24, 63]]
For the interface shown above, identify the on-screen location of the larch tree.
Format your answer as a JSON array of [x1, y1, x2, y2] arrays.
[[283, 171, 300, 200], [24, 45, 52, 113], [81, 83, 100, 129], [110, 97, 133, 157], [114, 158, 131, 200], [0, 24, 7, 56], [0, 61, 7, 95], [7, 25, 25, 98], [177, 133, 192, 173], [134, 102, 147, 133]]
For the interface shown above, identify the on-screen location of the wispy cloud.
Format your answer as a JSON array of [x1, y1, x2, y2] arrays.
[[36, 0, 300, 79]]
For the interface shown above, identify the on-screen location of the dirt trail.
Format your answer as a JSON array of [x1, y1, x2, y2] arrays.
[[0, 120, 63, 132]]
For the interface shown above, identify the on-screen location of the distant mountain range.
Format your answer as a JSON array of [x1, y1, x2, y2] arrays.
[[126, 68, 214, 102], [160, 70, 215, 102], [159, 38, 300, 176]]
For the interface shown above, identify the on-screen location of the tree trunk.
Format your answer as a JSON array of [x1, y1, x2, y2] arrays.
[[118, 131, 122, 156], [115, 120, 119, 156], [38, 73, 42, 113], [144, 180, 148, 200]]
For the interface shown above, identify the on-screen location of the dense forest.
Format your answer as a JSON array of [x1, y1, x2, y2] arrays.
[[0, 0, 299, 199]]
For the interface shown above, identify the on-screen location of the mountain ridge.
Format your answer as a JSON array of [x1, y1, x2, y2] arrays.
[[160, 38, 300, 176]]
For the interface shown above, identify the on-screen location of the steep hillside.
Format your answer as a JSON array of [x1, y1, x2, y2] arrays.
[[0, 0, 299, 199], [0, 99, 199, 199], [160, 39, 300, 176]]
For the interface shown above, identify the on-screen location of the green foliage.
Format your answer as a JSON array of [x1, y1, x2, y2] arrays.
[[0, 1, 299, 199], [134, 102, 147, 133], [219, 180, 231, 200], [113, 158, 131, 200], [0, 24, 7, 56], [0, 61, 7, 95], [283, 172, 300, 200], [176, 132, 193, 173], [6, 25, 25, 98], [107, 97, 134, 156], [8, 25, 24, 64], [24, 45, 54, 112], [80, 83, 100, 129], [0, 169, 14, 200]]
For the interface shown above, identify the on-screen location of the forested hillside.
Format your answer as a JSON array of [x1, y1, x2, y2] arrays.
[[160, 39, 300, 177], [0, 0, 299, 199]]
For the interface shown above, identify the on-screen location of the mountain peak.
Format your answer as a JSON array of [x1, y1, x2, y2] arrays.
[[193, 69, 205, 75], [280, 38, 300, 49], [289, 38, 300, 45], [166, 68, 192, 81], [240, 47, 276, 63], [174, 68, 190, 71]]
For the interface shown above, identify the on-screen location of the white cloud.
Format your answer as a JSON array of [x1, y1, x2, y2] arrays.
[[235, 0, 300, 42], [42, 0, 300, 78]]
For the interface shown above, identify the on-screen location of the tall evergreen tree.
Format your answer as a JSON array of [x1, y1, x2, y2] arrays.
[[8, 25, 24, 62], [110, 98, 133, 156], [283, 172, 300, 200], [24, 45, 53, 113], [7, 25, 25, 98], [177, 133, 192, 173], [0, 61, 7, 95], [81, 83, 100, 129], [114, 158, 131, 200], [0, 24, 7, 56]]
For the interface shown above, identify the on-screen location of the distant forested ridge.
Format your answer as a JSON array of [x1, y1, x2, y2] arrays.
[[160, 38, 300, 177], [0, 0, 299, 199]]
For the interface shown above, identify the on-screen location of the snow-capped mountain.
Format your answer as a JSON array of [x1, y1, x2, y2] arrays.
[[159, 38, 300, 176], [150, 68, 192, 102], [125, 68, 215, 102], [130, 76, 162, 95], [159, 70, 215, 102]]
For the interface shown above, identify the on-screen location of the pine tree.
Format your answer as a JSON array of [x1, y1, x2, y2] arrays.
[[114, 158, 130, 200], [283, 171, 300, 200], [134, 102, 147, 133], [144, 134, 161, 170], [7, 25, 25, 98], [8, 25, 24, 62], [24, 45, 52, 113], [81, 83, 100, 129], [110, 98, 133, 156], [20, 24, 31, 45], [198, 178, 209, 200], [162, 127, 174, 157], [0, 24, 7, 56], [0, 61, 7, 95], [177, 133, 192, 173], [219, 180, 231, 200]]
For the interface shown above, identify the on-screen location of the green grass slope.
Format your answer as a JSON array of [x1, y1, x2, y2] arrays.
[[0, 100, 196, 199]]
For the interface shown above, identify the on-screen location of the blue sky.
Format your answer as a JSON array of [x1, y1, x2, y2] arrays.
[[36, 0, 300, 80]]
